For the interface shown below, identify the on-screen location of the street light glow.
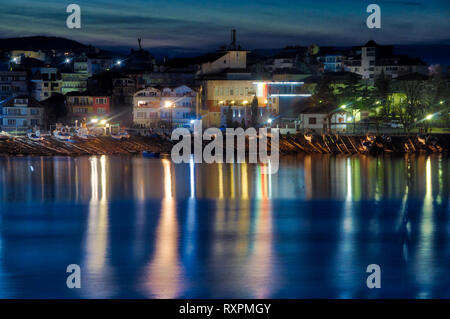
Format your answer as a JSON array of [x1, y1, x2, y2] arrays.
[[116, 60, 122, 65], [340, 104, 347, 109], [268, 118, 273, 124], [65, 58, 71, 63], [100, 120, 107, 125], [164, 101, 173, 108], [90, 118, 99, 124], [426, 114, 433, 120]]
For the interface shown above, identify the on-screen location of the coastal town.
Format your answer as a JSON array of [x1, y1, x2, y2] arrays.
[[0, 30, 449, 155]]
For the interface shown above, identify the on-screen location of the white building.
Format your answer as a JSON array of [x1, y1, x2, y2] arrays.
[[344, 40, 428, 81], [298, 106, 348, 133], [133, 85, 197, 128]]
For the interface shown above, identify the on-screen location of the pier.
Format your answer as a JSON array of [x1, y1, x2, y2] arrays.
[[0, 133, 447, 157]]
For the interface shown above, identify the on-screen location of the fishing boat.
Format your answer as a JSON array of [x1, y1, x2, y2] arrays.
[[417, 134, 427, 145], [304, 132, 313, 143], [111, 131, 131, 140], [76, 128, 92, 140], [27, 131, 44, 141], [142, 151, 161, 158], [361, 140, 372, 152], [0, 131, 13, 140], [53, 128, 72, 141]]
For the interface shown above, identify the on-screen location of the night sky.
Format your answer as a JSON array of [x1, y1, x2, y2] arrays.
[[1, 0, 449, 50]]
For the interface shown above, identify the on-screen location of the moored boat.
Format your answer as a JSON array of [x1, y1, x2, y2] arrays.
[[76, 128, 92, 139], [27, 131, 44, 141], [53, 129, 72, 141], [111, 131, 131, 140], [0, 131, 13, 140], [304, 132, 313, 142]]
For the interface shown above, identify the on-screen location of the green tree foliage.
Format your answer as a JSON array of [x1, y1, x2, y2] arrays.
[[392, 75, 426, 132], [310, 77, 336, 108]]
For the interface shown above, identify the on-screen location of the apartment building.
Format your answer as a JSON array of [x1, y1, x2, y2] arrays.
[[133, 85, 197, 128], [0, 95, 46, 133], [0, 71, 28, 101]]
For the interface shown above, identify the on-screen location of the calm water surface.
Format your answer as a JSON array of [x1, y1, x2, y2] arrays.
[[0, 154, 449, 298]]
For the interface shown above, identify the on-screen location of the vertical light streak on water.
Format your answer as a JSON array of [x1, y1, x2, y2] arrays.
[[415, 157, 434, 298], [218, 162, 224, 199], [236, 163, 250, 256], [436, 156, 443, 205], [83, 156, 111, 298], [304, 155, 312, 199], [189, 156, 195, 199], [132, 158, 146, 262], [39, 158, 45, 202], [145, 159, 183, 298], [228, 164, 237, 225], [213, 163, 226, 256], [398, 156, 410, 262], [246, 165, 273, 298], [230, 163, 235, 199], [74, 158, 79, 202], [241, 162, 248, 200], [335, 157, 356, 298], [268, 160, 272, 199], [184, 156, 197, 257], [374, 158, 382, 202]]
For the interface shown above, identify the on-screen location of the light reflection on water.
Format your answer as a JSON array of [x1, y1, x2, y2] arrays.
[[0, 154, 448, 298]]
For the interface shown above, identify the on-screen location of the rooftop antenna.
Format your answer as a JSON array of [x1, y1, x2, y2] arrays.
[[138, 38, 142, 50], [231, 29, 236, 50]]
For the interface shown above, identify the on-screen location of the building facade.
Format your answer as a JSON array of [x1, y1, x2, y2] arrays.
[[0, 71, 28, 101], [31, 68, 61, 101], [66, 92, 110, 120], [0, 95, 46, 133], [133, 85, 197, 128]]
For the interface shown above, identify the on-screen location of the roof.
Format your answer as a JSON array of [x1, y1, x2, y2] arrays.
[[0, 95, 44, 108]]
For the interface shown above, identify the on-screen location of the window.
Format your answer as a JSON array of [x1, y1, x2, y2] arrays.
[[97, 107, 106, 114], [7, 119, 16, 125], [14, 98, 28, 105], [30, 119, 39, 126], [308, 117, 317, 124], [8, 109, 22, 115], [74, 107, 88, 113], [30, 109, 39, 115], [96, 98, 107, 104]]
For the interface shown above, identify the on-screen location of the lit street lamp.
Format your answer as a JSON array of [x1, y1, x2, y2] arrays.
[[164, 100, 174, 130]]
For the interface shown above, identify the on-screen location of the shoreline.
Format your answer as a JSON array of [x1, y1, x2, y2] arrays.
[[0, 133, 448, 157]]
